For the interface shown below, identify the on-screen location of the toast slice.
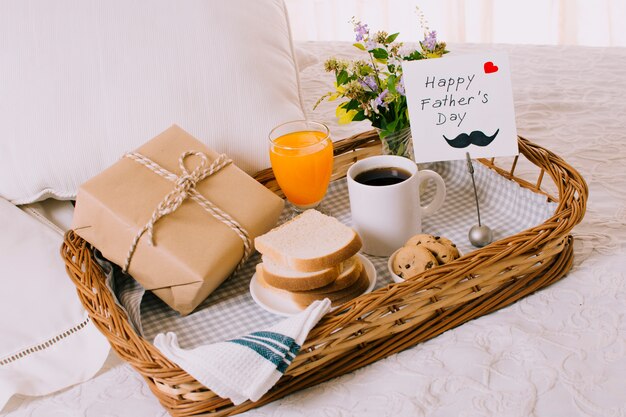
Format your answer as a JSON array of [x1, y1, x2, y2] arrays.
[[254, 209, 362, 272], [256, 264, 370, 309], [293, 256, 362, 294], [259, 258, 341, 291], [290, 269, 370, 308]]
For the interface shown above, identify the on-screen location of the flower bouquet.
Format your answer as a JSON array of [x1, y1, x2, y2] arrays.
[[315, 17, 448, 159]]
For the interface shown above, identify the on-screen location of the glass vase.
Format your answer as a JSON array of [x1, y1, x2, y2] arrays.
[[378, 127, 415, 160]]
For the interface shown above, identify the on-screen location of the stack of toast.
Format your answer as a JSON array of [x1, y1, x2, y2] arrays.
[[254, 210, 368, 308]]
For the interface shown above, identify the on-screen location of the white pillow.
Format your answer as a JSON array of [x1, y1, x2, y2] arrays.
[[0, 0, 304, 204], [0, 197, 110, 408]]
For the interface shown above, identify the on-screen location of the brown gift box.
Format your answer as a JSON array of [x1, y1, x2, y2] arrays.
[[72, 125, 284, 315]]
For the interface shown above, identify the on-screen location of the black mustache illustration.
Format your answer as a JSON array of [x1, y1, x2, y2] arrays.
[[443, 129, 499, 148]]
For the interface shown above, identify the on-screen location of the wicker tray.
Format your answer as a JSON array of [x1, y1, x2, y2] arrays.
[[61, 130, 587, 416]]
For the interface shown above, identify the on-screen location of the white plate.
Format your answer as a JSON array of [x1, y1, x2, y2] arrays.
[[388, 248, 406, 283], [250, 253, 377, 317]]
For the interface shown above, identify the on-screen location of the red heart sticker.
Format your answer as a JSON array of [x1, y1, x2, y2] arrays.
[[484, 61, 498, 74]]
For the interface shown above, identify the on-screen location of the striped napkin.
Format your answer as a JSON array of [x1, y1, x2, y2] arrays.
[[153, 299, 331, 405]]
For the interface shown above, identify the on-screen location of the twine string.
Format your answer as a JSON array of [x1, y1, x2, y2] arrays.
[[122, 151, 252, 273]]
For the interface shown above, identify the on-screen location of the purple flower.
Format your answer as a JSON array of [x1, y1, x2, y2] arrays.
[[354, 22, 369, 42], [423, 30, 437, 50], [399, 45, 414, 57], [373, 89, 389, 109], [358, 75, 378, 91], [396, 76, 405, 96], [365, 39, 378, 50]]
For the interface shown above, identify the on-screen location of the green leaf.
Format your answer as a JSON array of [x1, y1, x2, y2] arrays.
[[386, 33, 400, 43], [387, 74, 397, 94], [371, 48, 389, 60], [353, 42, 366, 51], [359, 65, 373, 75], [352, 111, 366, 122], [387, 118, 398, 132], [379, 117, 388, 131], [336, 70, 349, 85], [405, 50, 424, 61], [396, 141, 405, 156], [345, 99, 360, 111], [371, 118, 383, 130]]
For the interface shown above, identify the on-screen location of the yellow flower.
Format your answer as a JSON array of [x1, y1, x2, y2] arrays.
[[327, 83, 346, 102], [425, 52, 443, 59], [336, 104, 357, 124]]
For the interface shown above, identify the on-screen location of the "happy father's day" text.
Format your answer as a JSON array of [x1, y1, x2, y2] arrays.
[[418, 75, 488, 127]]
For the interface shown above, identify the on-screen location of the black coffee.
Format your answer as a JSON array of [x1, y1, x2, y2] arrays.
[[354, 167, 411, 186]]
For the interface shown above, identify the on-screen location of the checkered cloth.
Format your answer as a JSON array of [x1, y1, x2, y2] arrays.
[[97, 159, 557, 349]]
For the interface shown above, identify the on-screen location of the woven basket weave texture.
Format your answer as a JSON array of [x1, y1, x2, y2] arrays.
[[62, 130, 587, 416]]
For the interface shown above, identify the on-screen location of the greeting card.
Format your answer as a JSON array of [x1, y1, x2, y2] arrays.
[[403, 52, 518, 163]]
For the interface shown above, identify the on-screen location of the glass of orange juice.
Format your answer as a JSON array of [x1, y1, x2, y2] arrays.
[[269, 120, 333, 213]]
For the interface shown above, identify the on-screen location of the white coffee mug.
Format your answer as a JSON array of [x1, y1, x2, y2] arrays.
[[347, 155, 446, 256]]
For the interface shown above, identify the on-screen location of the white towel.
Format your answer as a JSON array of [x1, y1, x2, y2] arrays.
[[153, 299, 331, 405]]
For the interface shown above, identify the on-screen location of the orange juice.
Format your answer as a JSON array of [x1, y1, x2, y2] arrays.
[[270, 130, 333, 208]]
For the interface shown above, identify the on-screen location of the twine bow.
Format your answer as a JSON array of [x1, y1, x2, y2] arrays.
[[122, 150, 252, 273]]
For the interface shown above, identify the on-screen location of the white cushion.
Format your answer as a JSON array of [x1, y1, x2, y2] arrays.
[[20, 199, 75, 233], [0, 0, 304, 204], [0, 197, 110, 408]]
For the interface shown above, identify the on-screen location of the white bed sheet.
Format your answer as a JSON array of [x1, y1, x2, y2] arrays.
[[3, 41, 625, 417]]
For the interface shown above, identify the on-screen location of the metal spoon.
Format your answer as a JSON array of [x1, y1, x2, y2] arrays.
[[466, 152, 493, 247]]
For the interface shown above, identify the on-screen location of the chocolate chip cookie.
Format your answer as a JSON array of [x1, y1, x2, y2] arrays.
[[418, 241, 459, 264], [392, 245, 438, 279], [432, 236, 460, 260], [404, 233, 438, 247], [405, 234, 460, 264]]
